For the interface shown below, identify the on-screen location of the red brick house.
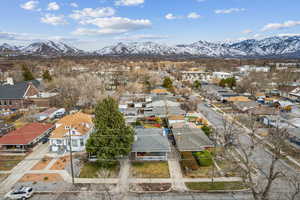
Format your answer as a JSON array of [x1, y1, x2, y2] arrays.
[[0, 80, 40, 110]]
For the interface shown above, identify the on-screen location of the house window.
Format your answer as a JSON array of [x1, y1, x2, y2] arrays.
[[72, 130, 76, 135], [56, 140, 62, 145], [4, 101, 6, 105], [72, 139, 78, 147], [80, 139, 84, 146], [9, 100, 12, 105]]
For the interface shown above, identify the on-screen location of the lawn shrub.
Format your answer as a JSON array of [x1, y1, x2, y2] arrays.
[[194, 150, 213, 166], [181, 152, 199, 171]]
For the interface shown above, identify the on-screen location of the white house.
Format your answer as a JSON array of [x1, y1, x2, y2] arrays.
[[212, 72, 233, 80], [290, 88, 300, 101], [239, 65, 271, 73], [181, 71, 210, 82], [49, 112, 93, 153]]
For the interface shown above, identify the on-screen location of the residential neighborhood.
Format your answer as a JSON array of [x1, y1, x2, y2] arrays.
[[0, 58, 299, 200]]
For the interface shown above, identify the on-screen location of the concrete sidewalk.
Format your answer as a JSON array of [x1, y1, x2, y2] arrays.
[[0, 144, 49, 193]]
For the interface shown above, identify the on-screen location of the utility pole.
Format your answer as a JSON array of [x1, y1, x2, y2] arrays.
[[68, 127, 75, 185]]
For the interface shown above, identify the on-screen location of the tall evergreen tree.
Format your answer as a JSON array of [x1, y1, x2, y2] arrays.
[[163, 77, 173, 90], [193, 80, 201, 90], [86, 97, 134, 167], [22, 65, 34, 81], [42, 70, 52, 81]]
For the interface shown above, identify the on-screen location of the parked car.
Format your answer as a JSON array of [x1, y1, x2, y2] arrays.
[[41, 137, 49, 144], [54, 112, 65, 119], [5, 186, 33, 199]]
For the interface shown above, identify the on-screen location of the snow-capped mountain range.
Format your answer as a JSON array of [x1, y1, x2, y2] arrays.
[[0, 40, 83, 56], [95, 36, 300, 58], [1, 36, 300, 58]]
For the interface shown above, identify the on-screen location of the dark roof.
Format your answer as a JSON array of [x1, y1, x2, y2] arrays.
[[0, 80, 40, 99], [132, 128, 171, 153]]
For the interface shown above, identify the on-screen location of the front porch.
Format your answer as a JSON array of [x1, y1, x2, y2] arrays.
[[131, 152, 168, 161]]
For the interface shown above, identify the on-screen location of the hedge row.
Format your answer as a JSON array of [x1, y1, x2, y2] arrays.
[[194, 150, 213, 166]]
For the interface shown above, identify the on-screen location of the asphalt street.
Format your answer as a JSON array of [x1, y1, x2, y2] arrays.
[[197, 102, 300, 196]]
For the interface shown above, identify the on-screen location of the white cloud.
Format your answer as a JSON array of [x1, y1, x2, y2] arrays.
[[242, 29, 252, 34], [0, 31, 78, 43], [166, 12, 201, 20], [70, 2, 78, 8], [165, 13, 178, 20], [41, 14, 67, 25], [261, 20, 300, 31], [187, 12, 201, 19], [278, 33, 300, 37], [115, 0, 144, 6], [215, 8, 245, 14], [20, 0, 39, 11], [70, 7, 115, 20], [47, 2, 60, 11], [73, 17, 151, 35], [115, 34, 168, 40]]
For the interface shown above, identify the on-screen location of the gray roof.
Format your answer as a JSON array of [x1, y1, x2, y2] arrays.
[[144, 106, 185, 117], [172, 127, 213, 151], [132, 128, 171, 153], [287, 128, 300, 138], [0, 80, 40, 99], [233, 101, 259, 111]]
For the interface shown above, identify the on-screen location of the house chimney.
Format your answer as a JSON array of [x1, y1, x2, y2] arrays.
[[6, 77, 14, 85]]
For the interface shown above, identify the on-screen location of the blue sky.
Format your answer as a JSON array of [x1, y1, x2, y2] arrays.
[[1, 0, 300, 50]]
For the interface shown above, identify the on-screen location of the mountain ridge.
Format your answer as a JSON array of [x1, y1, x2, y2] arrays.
[[1, 36, 300, 58]]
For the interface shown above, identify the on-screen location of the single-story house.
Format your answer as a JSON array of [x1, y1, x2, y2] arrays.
[[144, 106, 185, 118], [287, 128, 300, 147], [168, 115, 185, 125], [171, 122, 197, 129], [225, 96, 251, 102], [289, 87, 300, 101], [49, 112, 93, 153], [172, 127, 213, 152], [146, 100, 180, 108], [131, 128, 171, 161], [233, 101, 259, 112], [150, 88, 169, 95], [34, 107, 65, 121], [0, 123, 53, 151], [248, 106, 279, 116], [261, 116, 291, 128], [0, 123, 15, 137]]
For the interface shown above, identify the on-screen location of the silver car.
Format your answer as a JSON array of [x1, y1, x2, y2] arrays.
[[4, 186, 33, 200]]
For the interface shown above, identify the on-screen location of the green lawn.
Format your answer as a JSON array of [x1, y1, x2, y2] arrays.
[[185, 181, 246, 191], [131, 162, 170, 178], [182, 165, 220, 178], [79, 162, 120, 178], [0, 155, 25, 171]]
